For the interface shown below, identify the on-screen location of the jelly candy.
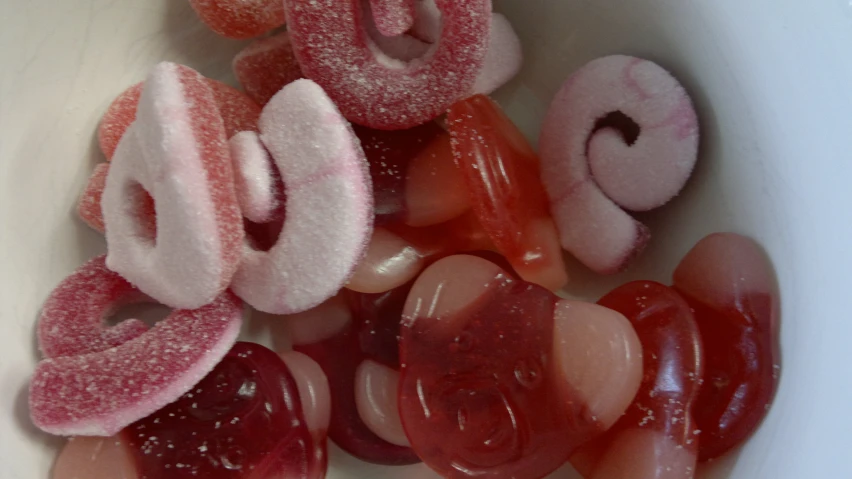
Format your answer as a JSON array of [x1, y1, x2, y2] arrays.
[[346, 212, 494, 294], [291, 289, 421, 465], [229, 131, 283, 223], [673, 233, 781, 461], [188, 0, 286, 39], [232, 32, 305, 106], [98, 79, 260, 160], [570, 281, 703, 479], [448, 95, 569, 291], [37, 255, 148, 358], [399, 255, 642, 479], [370, 0, 416, 37], [77, 163, 110, 233], [283, 0, 491, 129], [538, 55, 699, 274], [102, 63, 244, 309], [354, 122, 469, 227], [29, 292, 243, 436], [231, 79, 373, 314]]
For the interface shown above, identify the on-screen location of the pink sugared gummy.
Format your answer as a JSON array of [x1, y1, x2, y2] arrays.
[[230, 131, 282, 223], [38, 255, 148, 359], [77, 163, 111, 233], [98, 83, 143, 161], [283, 0, 491, 130], [233, 32, 305, 106], [188, 0, 286, 39], [29, 291, 243, 437], [103, 62, 244, 309], [369, 0, 415, 37], [231, 79, 373, 314], [97, 79, 259, 160], [538, 55, 699, 274]]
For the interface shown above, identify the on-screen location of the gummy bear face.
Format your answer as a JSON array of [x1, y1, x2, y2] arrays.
[[124, 342, 324, 479]]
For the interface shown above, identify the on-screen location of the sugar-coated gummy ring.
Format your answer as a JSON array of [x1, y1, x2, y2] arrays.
[[102, 62, 244, 309], [37, 255, 149, 359], [538, 55, 699, 274], [283, 0, 492, 130], [29, 291, 243, 437], [188, 0, 286, 39], [231, 79, 373, 314]]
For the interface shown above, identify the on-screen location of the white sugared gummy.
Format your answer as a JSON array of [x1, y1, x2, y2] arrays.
[[231, 79, 373, 314], [230, 131, 280, 223]]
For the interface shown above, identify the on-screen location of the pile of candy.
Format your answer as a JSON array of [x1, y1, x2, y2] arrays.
[[34, 1, 781, 479]]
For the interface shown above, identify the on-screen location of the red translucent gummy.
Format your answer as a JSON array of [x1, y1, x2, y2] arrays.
[[189, 0, 286, 39], [123, 342, 326, 479], [369, 0, 416, 37], [99, 83, 144, 161], [447, 95, 569, 291], [283, 0, 491, 129], [293, 287, 420, 465], [354, 123, 468, 227], [673, 233, 781, 462], [233, 32, 305, 106], [571, 281, 704, 478], [399, 257, 603, 479], [77, 163, 157, 236]]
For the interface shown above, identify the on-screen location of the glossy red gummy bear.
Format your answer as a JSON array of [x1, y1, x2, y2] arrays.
[[294, 287, 420, 465], [123, 342, 326, 479], [571, 281, 704, 479], [398, 256, 642, 479], [673, 232, 781, 462], [448, 95, 569, 291]]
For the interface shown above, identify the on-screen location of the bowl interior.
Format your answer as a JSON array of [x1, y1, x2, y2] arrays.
[[2, 0, 851, 478]]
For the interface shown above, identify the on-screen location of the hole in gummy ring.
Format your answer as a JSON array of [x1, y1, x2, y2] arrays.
[[126, 182, 157, 245], [105, 301, 172, 330], [590, 111, 641, 148]]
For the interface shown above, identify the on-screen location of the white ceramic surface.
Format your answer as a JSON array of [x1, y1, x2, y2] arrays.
[[1, 0, 850, 478]]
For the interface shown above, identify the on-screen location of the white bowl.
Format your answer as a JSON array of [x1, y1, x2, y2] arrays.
[[2, 0, 850, 478]]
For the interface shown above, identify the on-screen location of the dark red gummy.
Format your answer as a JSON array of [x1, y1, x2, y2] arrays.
[[123, 342, 325, 479], [675, 291, 779, 462], [399, 274, 596, 479], [353, 123, 446, 225], [573, 281, 704, 472], [294, 286, 420, 465]]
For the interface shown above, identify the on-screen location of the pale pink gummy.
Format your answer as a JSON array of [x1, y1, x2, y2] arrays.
[[188, 0, 286, 39], [230, 131, 282, 223], [233, 31, 305, 106], [283, 0, 491, 130], [29, 291, 243, 437], [231, 79, 373, 314], [103, 62, 244, 309], [38, 255, 148, 359], [370, 0, 416, 37], [539, 55, 699, 274], [77, 163, 110, 233], [371, 10, 522, 96], [97, 79, 259, 161]]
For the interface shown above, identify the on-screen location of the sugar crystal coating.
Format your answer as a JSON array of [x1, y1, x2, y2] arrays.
[[188, 0, 286, 39], [77, 163, 111, 233], [98, 83, 143, 161], [29, 292, 243, 437], [231, 79, 373, 314], [229, 131, 282, 224], [283, 0, 492, 129], [369, 0, 416, 37], [38, 255, 148, 359], [539, 55, 699, 274], [103, 62, 244, 309], [233, 32, 305, 106]]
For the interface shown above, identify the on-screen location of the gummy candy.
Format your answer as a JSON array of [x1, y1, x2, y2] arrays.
[[399, 255, 642, 479], [570, 281, 704, 479], [283, 0, 491, 129], [231, 79, 373, 314], [229, 131, 283, 223], [103, 63, 244, 309], [673, 233, 780, 461], [188, 0, 286, 39], [30, 292, 243, 436], [538, 55, 699, 274], [448, 95, 568, 291], [232, 32, 305, 106]]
